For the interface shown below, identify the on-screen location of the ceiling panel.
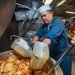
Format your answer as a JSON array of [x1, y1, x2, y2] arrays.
[[52, 0, 75, 18]]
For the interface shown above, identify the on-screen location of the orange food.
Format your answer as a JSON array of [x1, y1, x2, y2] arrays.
[[0, 52, 32, 75], [0, 52, 50, 75]]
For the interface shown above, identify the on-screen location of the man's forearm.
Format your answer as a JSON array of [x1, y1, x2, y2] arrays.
[[32, 36, 39, 43], [32, 36, 51, 45]]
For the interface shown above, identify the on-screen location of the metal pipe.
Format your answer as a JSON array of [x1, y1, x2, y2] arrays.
[[47, 44, 74, 75], [16, 3, 31, 9], [10, 35, 21, 40]]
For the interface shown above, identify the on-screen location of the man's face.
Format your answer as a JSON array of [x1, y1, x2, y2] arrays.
[[40, 11, 53, 24]]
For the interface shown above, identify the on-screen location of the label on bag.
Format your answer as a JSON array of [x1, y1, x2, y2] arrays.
[[16, 39, 29, 50]]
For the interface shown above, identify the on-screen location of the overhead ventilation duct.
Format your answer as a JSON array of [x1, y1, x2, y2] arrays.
[[44, 0, 53, 4], [32, 0, 43, 11]]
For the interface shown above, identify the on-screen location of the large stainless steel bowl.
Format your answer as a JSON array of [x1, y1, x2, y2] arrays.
[[0, 50, 63, 75]]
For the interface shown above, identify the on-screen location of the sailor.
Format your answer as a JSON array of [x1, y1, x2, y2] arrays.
[[30, 4, 72, 75]]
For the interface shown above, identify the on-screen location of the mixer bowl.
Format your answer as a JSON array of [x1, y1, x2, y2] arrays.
[[0, 50, 63, 75]]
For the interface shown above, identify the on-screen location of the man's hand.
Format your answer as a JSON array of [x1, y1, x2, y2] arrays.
[[30, 43, 35, 50], [43, 38, 51, 45]]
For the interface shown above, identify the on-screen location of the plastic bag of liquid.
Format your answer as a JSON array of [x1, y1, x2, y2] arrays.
[[30, 41, 49, 70], [11, 38, 32, 57]]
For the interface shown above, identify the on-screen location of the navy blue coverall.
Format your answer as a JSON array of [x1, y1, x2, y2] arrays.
[[35, 18, 72, 75]]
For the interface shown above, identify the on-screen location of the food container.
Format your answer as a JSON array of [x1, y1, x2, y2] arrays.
[[11, 38, 32, 57]]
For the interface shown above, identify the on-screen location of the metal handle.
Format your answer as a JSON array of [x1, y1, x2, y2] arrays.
[[10, 35, 21, 40]]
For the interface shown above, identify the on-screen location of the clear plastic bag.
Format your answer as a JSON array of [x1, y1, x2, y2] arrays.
[[11, 38, 32, 57], [30, 41, 49, 70]]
